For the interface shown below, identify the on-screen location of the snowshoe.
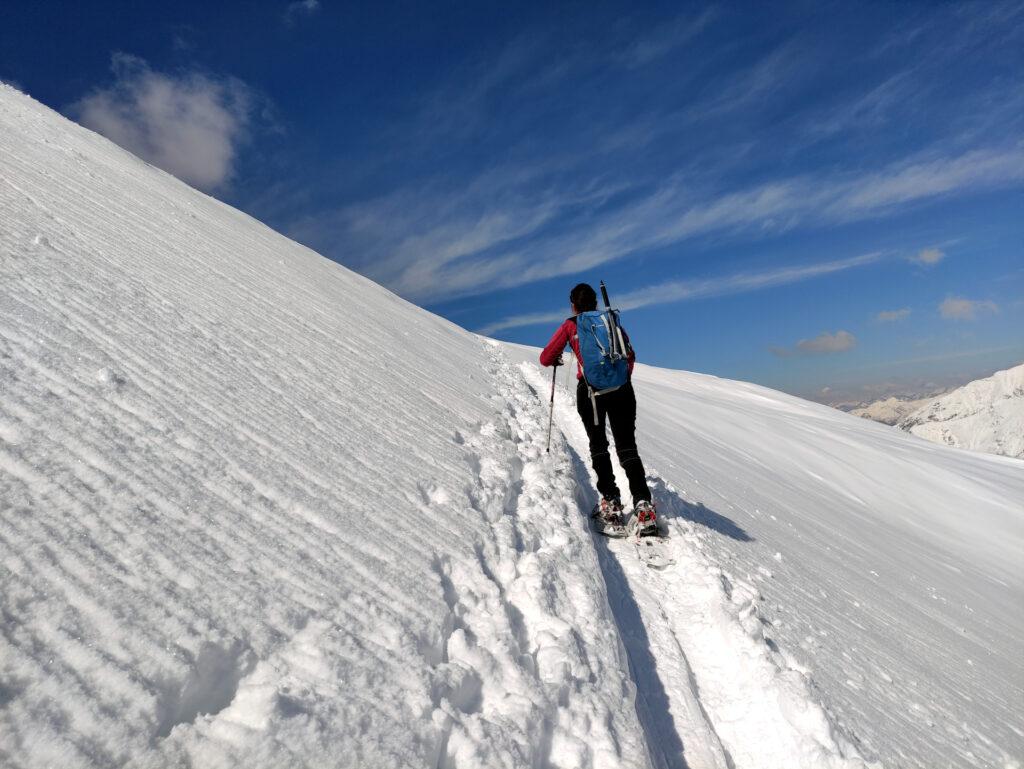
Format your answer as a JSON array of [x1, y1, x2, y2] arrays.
[[591, 498, 627, 538], [629, 501, 673, 568], [629, 500, 659, 538]]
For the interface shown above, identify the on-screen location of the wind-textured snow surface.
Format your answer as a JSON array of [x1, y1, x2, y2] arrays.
[[505, 343, 1023, 769], [1, 85, 648, 769], [1, 84, 1021, 769], [898, 363, 1024, 459]]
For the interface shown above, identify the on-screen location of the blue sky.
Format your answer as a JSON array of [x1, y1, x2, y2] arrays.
[[3, 1, 1022, 401]]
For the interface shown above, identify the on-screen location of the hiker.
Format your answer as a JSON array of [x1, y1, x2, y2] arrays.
[[539, 282, 658, 537]]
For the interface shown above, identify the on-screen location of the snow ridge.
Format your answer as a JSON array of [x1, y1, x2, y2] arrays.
[[1, 84, 650, 769], [897, 363, 1024, 458]]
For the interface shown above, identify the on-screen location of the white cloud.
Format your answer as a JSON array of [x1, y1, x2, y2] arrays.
[[939, 296, 999, 320], [910, 247, 945, 266], [876, 308, 911, 322], [798, 330, 857, 353], [771, 330, 857, 358], [72, 54, 253, 191], [477, 252, 882, 335], [285, 0, 320, 24]]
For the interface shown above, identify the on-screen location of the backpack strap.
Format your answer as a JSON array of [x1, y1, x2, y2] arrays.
[[564, 326, 601, 427]]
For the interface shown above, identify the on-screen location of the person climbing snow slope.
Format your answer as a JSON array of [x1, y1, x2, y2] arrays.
[[539, 282, 658, 537]]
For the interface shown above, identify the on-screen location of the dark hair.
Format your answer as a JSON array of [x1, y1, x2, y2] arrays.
[[569, 283, 597, 312]]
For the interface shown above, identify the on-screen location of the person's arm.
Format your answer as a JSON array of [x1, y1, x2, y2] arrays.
[[539, 320, 572, 367]]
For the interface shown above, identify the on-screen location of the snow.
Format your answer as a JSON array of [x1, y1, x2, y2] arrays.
[[502, 348, 1024, 769], [2, 84, 1022, 769], [897, 363, 1024, 459], [849, 395, 940, 426], [0, 85, 644, 769]]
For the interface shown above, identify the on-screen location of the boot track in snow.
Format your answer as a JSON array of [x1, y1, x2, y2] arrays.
[[423, 342, 652, 769]]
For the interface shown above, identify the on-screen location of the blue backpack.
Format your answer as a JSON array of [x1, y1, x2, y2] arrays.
[[574, 310, 630, 396]]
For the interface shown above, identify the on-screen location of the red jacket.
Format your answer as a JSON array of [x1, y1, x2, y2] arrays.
[[539, 317, 635, 379]]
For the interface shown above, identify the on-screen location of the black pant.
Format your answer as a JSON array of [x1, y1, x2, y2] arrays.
[[576, 380, 651, 506]]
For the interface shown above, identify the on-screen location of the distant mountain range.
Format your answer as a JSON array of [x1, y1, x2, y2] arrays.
[[847, 364, 1024, 459], [849, 394, 943, 425], [897, 363, 1024, 459]]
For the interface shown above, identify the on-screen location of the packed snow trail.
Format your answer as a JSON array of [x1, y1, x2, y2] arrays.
[[518, 362, 874, 769], [1, 85, 651, 769]]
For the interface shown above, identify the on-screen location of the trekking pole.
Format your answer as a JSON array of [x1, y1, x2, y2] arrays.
[[545, 360, 560, 453], [599, 280, 626, 358]]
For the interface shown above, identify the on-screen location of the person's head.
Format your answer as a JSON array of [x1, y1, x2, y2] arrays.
[[569, 283, 597, 313]]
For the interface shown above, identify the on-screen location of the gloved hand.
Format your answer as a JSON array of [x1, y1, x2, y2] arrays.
[[552, 353, 564, 367]]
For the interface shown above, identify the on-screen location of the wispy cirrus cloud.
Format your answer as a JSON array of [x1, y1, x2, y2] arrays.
[[611, 252, 884, 311], [615, 8, 717, 68], [71, 54, 255, 190], [287, 161, 627, 299], [693, 39, 803, 121], [284, 0, 320, 24], [274, 1, 1024, 337], [807, 69, 920, 137], [403, 11, 728, 151], [477, 252, 883, 335], [305, 142, 1024, 305], [827, 147, 1024, 216]]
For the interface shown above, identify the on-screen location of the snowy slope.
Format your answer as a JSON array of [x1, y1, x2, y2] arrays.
[[0, 85, 649, 769], [2, 83, 1022, 769], [502, 346, 1024, 769], [849, 395, 939, 426], [897, 364, 1024, 459]]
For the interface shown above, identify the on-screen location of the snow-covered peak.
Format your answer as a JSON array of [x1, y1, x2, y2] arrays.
[[898, 363, 1024, 458]]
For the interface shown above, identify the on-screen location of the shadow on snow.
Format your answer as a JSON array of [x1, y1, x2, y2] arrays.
[[648, 476, 753, 543], [565, 443, 691, 769]]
